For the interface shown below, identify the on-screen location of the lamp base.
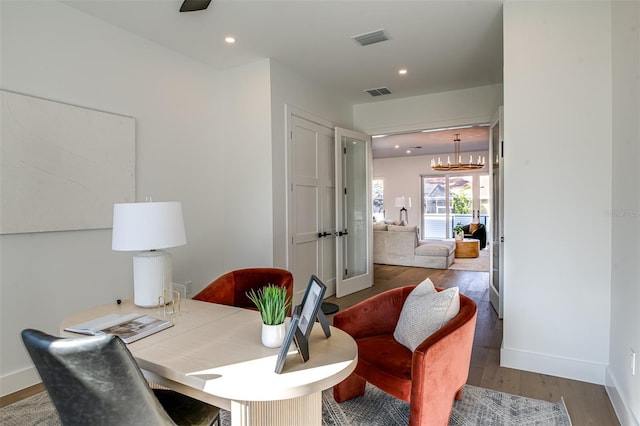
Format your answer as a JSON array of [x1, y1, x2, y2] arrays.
[[133, 250, 172, 307], [399, 207, 408, 225]]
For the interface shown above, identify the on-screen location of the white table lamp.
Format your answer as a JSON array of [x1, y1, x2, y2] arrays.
[[112, 201, 187, 307], [394, 196, 412, 224]]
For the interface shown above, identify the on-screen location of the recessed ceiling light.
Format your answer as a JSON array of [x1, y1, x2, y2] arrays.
[[398, 69, 408, 75], [406, 150, 411, 154], [225, 36, 236, 44], [394, 145, 400, 149]]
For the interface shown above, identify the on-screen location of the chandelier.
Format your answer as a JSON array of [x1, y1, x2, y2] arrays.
[[430, 134, 485, 171]]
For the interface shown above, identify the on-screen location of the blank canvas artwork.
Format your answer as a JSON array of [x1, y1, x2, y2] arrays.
[[0, 90, 135, 234]]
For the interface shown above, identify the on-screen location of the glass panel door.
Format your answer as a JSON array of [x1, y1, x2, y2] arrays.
[[489, 106, 504, 318], [342, 137, 367, 277], [335, 127, 372, 298], [423, 177, 447, 238], [422, 174, 488, 239], [479, 174, 491, 237]]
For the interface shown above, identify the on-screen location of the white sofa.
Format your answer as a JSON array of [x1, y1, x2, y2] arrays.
[[373, 224, 455, 269]]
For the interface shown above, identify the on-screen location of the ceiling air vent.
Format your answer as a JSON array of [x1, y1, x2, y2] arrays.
[[365, 87, 392, 97], [351, 29, 389, 47]]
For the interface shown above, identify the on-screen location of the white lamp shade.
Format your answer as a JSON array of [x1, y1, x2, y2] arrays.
[[112, 202, 187, 251], [394, 196, 412, 209]]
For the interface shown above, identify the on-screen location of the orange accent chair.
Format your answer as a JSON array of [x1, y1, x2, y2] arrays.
[[332, 286, 477, 426], [193, 268, 294, 314]]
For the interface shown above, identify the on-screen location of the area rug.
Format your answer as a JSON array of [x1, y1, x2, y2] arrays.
[[1, 383, 571, 426], [449, 248, 490, 272]]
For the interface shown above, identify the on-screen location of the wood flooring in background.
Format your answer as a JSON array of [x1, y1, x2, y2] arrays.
[[324, 264, 620, 426]]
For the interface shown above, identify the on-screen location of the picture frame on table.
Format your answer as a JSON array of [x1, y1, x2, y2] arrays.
[[274, 275, 330, 374]]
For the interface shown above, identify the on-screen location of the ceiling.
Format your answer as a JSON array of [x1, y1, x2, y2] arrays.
[[372, 124, 490, 159], [62, 0, 503, 158]]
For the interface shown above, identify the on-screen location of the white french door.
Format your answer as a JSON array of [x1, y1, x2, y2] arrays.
[[287, 110, 373, 302], [289, 113, 336, 303], [489, 106, 504, 318], [335, 127, 373, 298]]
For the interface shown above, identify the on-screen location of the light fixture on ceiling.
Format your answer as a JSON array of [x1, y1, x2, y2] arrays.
[[398, 69, 408, 75], [180, 0, 211, 12], [430, 134, 485, 171], [225, 36, 236, 44]]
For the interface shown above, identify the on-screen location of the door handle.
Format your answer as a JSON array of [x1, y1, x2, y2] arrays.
[[317, 232, 331, 238], [336, 230, 349, 237]]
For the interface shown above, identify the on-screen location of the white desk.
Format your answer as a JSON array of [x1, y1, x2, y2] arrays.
[[61, 299, 357, 426]]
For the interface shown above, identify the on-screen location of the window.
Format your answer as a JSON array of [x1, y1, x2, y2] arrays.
[[422, 174, 490, 239], [372, 179, 384, 222]]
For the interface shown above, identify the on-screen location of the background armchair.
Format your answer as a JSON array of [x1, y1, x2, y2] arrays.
[[462, 223, 486, 249], [193, 267, 294, 314], [332, 286, 477, 426], [21, 329, 219, 426]]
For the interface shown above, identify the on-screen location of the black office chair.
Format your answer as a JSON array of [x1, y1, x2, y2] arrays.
[[21, 329, 219, 426]]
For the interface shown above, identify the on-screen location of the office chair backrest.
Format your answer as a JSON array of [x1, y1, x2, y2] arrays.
[[21, 329, 176, 426]]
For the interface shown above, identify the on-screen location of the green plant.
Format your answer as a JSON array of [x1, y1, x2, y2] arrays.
[[452, 192, 472, 214], [454, 223, 464, 234], [246, 284, 291, 325]]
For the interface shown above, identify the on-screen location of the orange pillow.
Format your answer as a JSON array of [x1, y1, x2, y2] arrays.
[[469, 223, 479, 233]]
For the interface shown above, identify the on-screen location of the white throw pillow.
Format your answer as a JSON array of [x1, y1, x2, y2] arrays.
[[393, 281, 460, 352]]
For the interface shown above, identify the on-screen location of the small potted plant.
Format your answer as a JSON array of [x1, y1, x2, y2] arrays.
[[246, 284, 291, 348], [454, 224, 465, 241]]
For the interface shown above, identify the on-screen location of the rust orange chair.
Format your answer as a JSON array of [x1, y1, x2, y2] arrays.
[[332, 285, 477, 426], [193, 268, 294, 314]]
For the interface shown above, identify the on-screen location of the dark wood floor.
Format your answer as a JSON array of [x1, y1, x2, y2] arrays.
[[324, 264, 620, 426]]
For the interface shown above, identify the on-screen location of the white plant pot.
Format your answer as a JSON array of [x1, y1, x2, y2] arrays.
[[261, 323, 286, 348], [455, 232, 464, 241]]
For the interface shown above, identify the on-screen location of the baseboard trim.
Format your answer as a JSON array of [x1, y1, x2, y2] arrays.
[[500, 345, 607, 385], [0, 383, 44, 408], [605, 368, 640, 426], [0, 366, 41, 398]]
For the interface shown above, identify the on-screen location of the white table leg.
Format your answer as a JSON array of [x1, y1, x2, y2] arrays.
[[230, 392, 322, 426]]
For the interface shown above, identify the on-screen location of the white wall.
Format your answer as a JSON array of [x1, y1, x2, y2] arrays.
[[219, 59, 274, 271], [373, 153, 489, 231], [607, 2, 640, 424], [502, 1, 612, 385]]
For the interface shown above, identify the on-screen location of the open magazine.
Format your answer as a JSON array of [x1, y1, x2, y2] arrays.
[[64, 313, 173, 344]]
